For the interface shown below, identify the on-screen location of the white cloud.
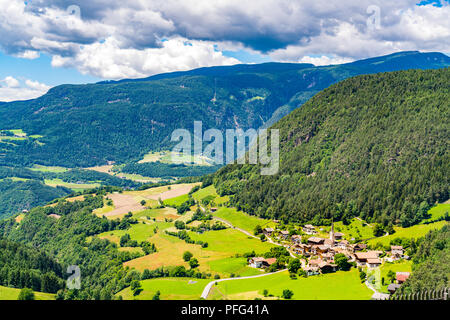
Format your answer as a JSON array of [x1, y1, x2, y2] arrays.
[[0, 77, 51, 102], [297, 55, 354, 66], [2, 76, 20, 88], [51, 37, 240, 79]]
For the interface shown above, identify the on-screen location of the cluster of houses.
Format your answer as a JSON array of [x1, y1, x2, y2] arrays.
[[387, 272, 411, 294], [250, 223, 408, 278]]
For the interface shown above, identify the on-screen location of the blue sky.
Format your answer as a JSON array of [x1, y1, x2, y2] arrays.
[[0, 0, 448, 101]]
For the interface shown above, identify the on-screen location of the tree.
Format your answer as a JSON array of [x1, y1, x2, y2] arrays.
[[152, 290, 161, 300], [387, 270, 396, 283], [120, 234, 131, 247], [288, 259, 301, 274], [131, 280, 142, 296], [263, 289, 268, 297], [175, 220, 186, 230], [254, 225, 262, 235], [334, 253, 351, 271], [189, 258, 199, 269], [282, 289, 294, 299], [183, 251, 193, 262], [18, 288, 35, 300], [140, 200, 146, 206], [373, 224, 385, 237]]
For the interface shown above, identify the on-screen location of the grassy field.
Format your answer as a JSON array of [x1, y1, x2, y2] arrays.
[[209, 269, 372, 300], [122, 226, 275, 277], [367, 220, 448, 246], [212, 207, 272, 233], [163, 194, 190, 207], [188, 229, 275, 254], [0, 285, 55, 300], [207, 258, 262, 277], [29, 164, 69, 173], [422, 202, 450, 222], [191, 185, 229, 205], [117, 278, 211, 300], [44, 178, 100, 191], [138, 151, 213, 166], [97, 218, 173, 244], [317, 218, 374, 241]]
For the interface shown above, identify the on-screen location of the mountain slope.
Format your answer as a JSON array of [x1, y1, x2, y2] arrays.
[[0, 51, 448, 168], [213, 68, 450, 226]]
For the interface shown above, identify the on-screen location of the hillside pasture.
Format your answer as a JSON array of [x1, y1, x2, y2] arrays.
[[367, 220, 448, 246], [117, 278, 211, 300], [0, 285, 55, 300], [209, 269, 372, 300]]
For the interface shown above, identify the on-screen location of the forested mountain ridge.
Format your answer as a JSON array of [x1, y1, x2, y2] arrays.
[[0, 51, 448, 168], [213, 68, 450, 226]]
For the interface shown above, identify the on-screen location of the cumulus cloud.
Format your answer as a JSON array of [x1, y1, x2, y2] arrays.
[[297, 55, 354, 66], [0, 0, 448, 79], [51, 37, 239, 79], [0, 77, 51, 102]]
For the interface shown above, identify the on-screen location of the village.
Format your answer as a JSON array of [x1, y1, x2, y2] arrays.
[[248, 222, 410, 296]]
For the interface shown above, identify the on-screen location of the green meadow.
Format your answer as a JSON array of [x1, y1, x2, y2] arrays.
[[367, 220, 448, 246], [44, 178, 100, 191], [210, 269, 372, 300], [164, 194, 190, 207], [212, 207, 271, 233], [0, 285, 55, 300], [207, 258, 262, 277], [191, 185, 229, 205], [29, 164, 69, 173], [317, 218, 374, 241], [188, 228, 276, 254], [422, 202, 450, 222], [117, 278, 211, 300]]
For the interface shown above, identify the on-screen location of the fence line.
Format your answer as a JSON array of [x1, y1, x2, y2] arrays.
[[387, 287, 449, 300]]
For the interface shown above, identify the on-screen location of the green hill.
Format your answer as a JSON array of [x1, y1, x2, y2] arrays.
[[0, 51, 448, 168], [213, 68, 449, 226]]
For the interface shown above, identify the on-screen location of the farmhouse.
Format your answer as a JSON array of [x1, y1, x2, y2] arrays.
[[279, 230, 290, 240], [312, 245, 329, 255], [248, 257, 265, 268], [391, 246, 404, 259], [387, 283, 401, 294], [353, 243, 367, 252], [354, 251, 380, 266], [323, 238, 334, 248], [303, 224, 316, 234], [334, 232, 344, 240], [293, 243, 310, 256], [308, 237, 325, 245], [291, 235, 302, 244], [210, 207, 218, 212], [248, 257, 277, 269], [396, 272, 410, 284], [337, 240, 349, 249], [263, 228, 274, 236], [304, 265, 320, 276], [308, 259, 337, 273], [366, 258, 382, 268]]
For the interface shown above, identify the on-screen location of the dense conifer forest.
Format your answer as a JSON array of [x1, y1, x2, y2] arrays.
[[214, 68, 449, 226]]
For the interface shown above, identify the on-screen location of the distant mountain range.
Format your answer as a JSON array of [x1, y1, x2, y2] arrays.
[[0, 51, 449, 168]]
